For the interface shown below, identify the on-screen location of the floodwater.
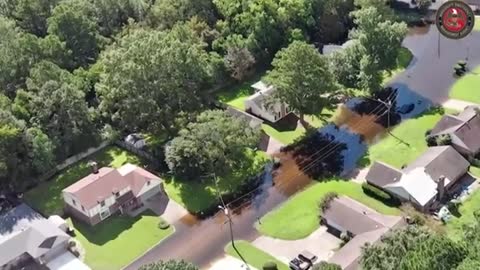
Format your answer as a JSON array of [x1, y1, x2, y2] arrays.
[[124, 25, 444, 270]]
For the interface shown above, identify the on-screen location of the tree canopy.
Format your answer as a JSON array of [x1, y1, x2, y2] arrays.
[[265, 40, 337, 121], [165, 110, 260, 179]]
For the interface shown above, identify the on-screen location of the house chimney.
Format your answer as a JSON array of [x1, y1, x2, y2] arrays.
[[437, 175, 446, 200], [89, 161, 99, 174]]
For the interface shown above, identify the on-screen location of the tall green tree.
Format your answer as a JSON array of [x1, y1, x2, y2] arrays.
[[265, 40, 337, 122], [224, 46, 256, 81], [0, 17, 42, 96], [0, 0, 58, 36], [96, 23, 214, 135], [399, 234, 467, 270], [165, 110, 260, 179], [361, 226, 433, 270], [139, 260, 199, 270], [92, 0, 151, 36], [350, 7, 408, 72], [146, 0, 216, 30], [47, 0, 101, 68], [23, 61, 95, 158]]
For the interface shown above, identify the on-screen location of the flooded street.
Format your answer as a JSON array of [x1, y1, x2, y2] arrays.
[[125, 24, 480, 270]]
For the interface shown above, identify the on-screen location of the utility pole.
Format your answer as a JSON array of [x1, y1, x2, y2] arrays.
[[367, 97, 410, 147], [213, 174, 250, 269]]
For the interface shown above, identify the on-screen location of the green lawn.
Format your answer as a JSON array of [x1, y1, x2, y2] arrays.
[[225, 241, 290, 270], [163, 150, 269, 213], [217, 72, 265, 110], [69, 211, 173, 270], [257, 180, 401, 240], [24, 146, 142, 216], [360, 108, 449, 168], [446, 188, 480, 242], [449, 65, 480, 104], [470, 166, 480, 178], [476, 16, 480, 31], [382, 47, 413, 83]]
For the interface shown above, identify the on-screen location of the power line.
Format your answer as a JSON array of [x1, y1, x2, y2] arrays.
[[221, 91, 397, 213]]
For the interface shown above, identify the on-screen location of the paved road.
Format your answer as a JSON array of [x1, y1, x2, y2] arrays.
[[124, 26, 480, 270]]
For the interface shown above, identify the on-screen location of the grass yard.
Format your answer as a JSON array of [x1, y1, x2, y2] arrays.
[[476, 16, 480, 31], [446, 188, 480, 242], [163, 150, 269, 213], [69, 211, 173, 270], [217, 72, 266, 110], [470, 166, 480, 178], [24, 146, 141, 216], [225, 241, 290, 270], [382, 47, 413, 83], [449, 65, 480, 104], [256, 180, 401, 240], [359, 108, 452, 168]]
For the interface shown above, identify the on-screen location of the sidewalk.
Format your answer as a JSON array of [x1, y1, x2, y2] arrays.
[[442, 99, 478, 111]]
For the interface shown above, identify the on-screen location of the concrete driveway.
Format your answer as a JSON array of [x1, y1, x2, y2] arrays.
[[252, 226, 341, 264], [145, 194, 188, 224]]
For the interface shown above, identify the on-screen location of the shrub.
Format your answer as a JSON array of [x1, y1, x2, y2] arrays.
[[318, 192, 338, 212], [426, 135, 437, 146], [313, 262, 342, 270], [340, 231, 351, 242], [425, 129, 432, 136], [362, 183, 391, 201], [158, 219, 170, 230], [471, 159, 480, 167], [436, 134, 452, 146], [263, 261, 278, 270]]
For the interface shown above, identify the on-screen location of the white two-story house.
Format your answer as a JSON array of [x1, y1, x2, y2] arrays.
[[244, 81, 292, 123], [62, 163, 165, 226]]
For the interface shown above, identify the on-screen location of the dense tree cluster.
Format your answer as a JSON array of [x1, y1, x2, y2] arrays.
[[361, 214, 480, 270], [0, 0, 408, 190], [165, 110, 260, 179]]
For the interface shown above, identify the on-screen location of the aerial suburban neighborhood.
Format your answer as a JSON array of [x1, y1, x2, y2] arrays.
[[1, 0, 480, 270]]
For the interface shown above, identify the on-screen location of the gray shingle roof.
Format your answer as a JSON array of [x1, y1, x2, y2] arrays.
[[431, 107, 480, 155], [0, 204, 70, 266], [404, 146, 470, 182], [366, 162, 403, 188]]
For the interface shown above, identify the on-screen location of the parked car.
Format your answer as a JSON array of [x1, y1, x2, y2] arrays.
[[289, 257, 310, 270], [289, 250, 318, 270]]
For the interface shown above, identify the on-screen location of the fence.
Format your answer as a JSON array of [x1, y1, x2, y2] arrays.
[[114, 140, 162, 167], [36, 141, 111, 183]]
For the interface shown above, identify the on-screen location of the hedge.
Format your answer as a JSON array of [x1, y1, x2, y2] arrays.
[[362, 182, 393, 202]]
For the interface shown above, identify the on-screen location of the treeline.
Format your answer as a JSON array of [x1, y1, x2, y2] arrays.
[[0, 0, 407, 190], [361, 213, 480, 270]]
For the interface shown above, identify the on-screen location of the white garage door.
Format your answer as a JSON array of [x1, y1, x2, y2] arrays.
[[46, 251, 91, 270]]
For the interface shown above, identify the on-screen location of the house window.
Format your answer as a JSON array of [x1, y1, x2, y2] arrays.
[[100, 200, 106, 207], [72, 199, 76, 206], [114, 192, 120, 197], [100, 209, 111, 220]]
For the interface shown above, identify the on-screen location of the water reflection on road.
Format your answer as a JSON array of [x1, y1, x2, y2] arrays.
[[124, 24, 474, 270]]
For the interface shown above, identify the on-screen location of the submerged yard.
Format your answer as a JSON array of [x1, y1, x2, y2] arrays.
[[163, 150, 269, 213], [360, 108, 457, 168], [69, 211, 173, 270], [257, 180, 400, 240]]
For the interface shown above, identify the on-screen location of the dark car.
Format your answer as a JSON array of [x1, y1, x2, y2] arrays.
[[289, 257, 310, 270], [289, 251, 318, 270]]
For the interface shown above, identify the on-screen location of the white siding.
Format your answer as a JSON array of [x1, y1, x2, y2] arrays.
[[88, 187, 131, 216], [63, 193, 89, 216]]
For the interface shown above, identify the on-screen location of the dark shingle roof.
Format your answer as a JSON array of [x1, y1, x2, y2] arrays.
[[365, 162, 403, 188], [404, 146, 470, 182], [431, 107, 480, 154]]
